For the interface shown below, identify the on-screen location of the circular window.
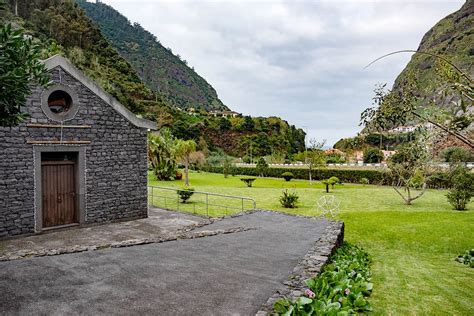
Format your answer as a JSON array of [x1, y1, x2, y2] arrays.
[[41, 85, 79, 122]]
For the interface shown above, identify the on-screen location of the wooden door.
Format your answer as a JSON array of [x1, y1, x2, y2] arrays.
[[41, 160, 77, 228]]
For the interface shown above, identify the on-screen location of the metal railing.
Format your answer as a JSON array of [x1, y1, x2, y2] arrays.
[[148, 186, 256, 217]]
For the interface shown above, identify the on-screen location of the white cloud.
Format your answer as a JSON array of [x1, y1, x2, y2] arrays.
[[101, 0, 464, 145]]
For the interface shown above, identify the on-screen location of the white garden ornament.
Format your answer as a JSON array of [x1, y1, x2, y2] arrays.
[[317, 195, 340, 218]]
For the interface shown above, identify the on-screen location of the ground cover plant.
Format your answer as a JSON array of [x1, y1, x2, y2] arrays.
[[455, 249, 473, 268], [273, 242, 372, 315], [279, 189, 299, 208], [148, 171, 474, 314]]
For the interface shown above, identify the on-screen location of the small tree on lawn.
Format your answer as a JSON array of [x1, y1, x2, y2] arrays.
[[175, 139, 197, 186], [256, 157, 269, 177], [446, 167, 473, 210], [222, 155, 234, 178], [322, 177, 338, 193], [388, 138, 430, 205], [305, 138, 327, 184]]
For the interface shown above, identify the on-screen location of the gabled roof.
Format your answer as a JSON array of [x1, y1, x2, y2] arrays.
[[43, 55, 157, 130]]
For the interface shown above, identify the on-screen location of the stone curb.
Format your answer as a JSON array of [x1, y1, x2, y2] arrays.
[[0, 222, 254, 262], [255, 220, 345, 315]]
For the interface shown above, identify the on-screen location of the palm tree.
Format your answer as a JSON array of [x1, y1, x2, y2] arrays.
[[147, 129, 177, 180], [175, 139, 197, 186]]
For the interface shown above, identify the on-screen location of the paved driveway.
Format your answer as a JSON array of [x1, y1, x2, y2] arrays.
[[0, 212, 329, 315]]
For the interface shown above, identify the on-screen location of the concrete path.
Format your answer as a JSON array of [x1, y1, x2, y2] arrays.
[[0, 212, 330, 315], [0, 208, 205, 259]]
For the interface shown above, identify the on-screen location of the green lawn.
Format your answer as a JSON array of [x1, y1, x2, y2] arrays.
[[148, 171, 474, 314]]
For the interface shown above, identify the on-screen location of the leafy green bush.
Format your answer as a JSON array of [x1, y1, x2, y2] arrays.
[[177, 187, 194, 203], [274, 242, 372, 315], [446, 167, 473, 210], [282, 172, 294, 181], [360, 177, 369, 186], [240, 177, 256, 187], [363, 148, 384, 163], [279, 189, 299, 208], [442, 147, 473, 163], [455, 249, 474, 268]]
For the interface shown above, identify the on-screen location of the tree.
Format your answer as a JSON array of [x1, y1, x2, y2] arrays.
[[388, 138, 430, 205], [446, 167, 473, 211], [0, 23, 51, 126], [362, 51, 473, 148], [256, 157, 269, 177], [305, 139, 326, 184], [242, 115, 255, 131], [322, 178, 337, 193], [441, 147, 473, 163], [189, 151, 205, 172], [222, 155, 234, 178], [363, 148, 384, 163], [219, 117, 231, 131], [147, 129, 177, 180], [175, 139, 197, 186]]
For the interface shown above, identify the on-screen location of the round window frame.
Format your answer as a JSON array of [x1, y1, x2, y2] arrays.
[[41, 84, 79, 122]]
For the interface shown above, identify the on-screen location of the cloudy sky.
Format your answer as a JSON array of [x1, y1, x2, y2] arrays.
[[101, 0, 464, 146]]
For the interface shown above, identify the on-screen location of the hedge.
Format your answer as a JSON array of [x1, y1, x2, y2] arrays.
[[203, 166, 450, 189], [205, 166, 388, 184]]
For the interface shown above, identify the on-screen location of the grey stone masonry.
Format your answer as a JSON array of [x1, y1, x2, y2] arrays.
[[0, 61, 152, 237]]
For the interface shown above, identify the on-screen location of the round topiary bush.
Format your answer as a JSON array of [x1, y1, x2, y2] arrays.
[[282, 172, 294, 181], [177, 187, 194, 203], [360, 177, 369, 186]]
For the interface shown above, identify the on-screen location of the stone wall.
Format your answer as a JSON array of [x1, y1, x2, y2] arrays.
[[0, 66, 148, 237]]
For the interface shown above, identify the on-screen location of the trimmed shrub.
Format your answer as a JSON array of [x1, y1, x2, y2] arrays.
[[240, 177, 256, 187], [329, 176, 340, 188], [279, 189, 299, 208], [282, 172, 294, 181], [360, 177, 369, 186], [177, 187, 194, 203]]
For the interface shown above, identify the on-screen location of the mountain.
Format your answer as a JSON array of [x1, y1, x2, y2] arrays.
[[1, 0, 305, 157], [393, 0, 473, 107], [3, 0, 168, 113], [76, 0, 227, 112], [335, 1, 473, 152]]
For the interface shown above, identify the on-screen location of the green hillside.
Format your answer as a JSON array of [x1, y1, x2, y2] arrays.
[[1, 0, 305, 157], [393, 0, 473, 107], [76, 0, 227, 111], [2, 0, 170, 113]]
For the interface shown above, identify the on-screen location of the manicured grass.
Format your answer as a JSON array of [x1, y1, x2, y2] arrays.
[[148, 171, 474, 314]]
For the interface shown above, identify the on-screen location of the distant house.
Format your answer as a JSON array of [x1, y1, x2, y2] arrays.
[[186, 107, 198, 116], [208, 110, 240, 118], [0, 55, 156, 238], [388, 123, 434, 134], [324, 148, 345, 156]]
